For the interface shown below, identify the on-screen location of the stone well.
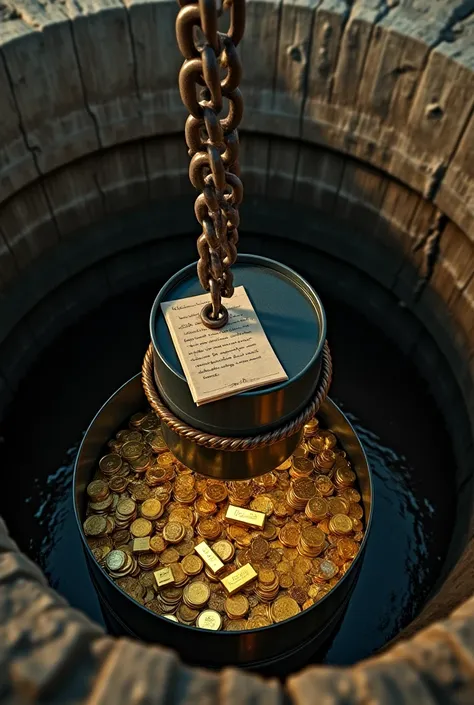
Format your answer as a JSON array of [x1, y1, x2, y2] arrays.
[[1, 0, 474, 701]]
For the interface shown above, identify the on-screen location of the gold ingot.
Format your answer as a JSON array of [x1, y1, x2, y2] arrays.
[[220, 563, 257, 595], [195, 540, 225, 575], [132, 537, 151, 554], [225, 505, 265, 530], [154, 566, 175, 589]]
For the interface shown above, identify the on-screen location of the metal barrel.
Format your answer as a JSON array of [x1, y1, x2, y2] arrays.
[[74, 374, 373, 671], [150, 254, 327, 437]]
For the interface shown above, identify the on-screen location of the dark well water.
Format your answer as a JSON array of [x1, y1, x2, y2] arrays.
[[0, 266, 455, 666]]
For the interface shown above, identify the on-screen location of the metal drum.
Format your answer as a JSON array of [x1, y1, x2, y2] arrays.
[[149, 254, 327, 479], [74, 374, 373, 673]]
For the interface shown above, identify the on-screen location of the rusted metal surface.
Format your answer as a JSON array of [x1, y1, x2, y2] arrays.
[[176, 0, 245, 327]]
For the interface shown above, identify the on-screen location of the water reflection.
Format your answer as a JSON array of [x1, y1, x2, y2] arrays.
[[324, 406, 435, 664]]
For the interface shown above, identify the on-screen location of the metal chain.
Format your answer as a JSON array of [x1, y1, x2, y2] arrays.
[[175, 0, 245, 328]]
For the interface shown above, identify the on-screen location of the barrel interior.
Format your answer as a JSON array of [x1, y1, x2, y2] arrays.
[[74, 374, 373, 670]]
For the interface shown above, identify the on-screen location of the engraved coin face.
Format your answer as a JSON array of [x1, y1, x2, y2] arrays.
[[184, 581, 211, 608], [99, 453, 123, 475], [106, 550, 126, 572], [83, 515, 107, 537], [196, 609, 222, 630], [130, 518, 153, 538], [271, 596, 300, 623]]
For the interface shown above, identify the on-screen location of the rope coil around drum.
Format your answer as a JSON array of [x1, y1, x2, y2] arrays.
[[142, 342, 333, 451]]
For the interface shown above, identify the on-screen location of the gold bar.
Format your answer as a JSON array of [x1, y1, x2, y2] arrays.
[[195, 540, 225, 575], [154, 566, 175, 589], [225, 505, 265, 530], [220, 563, 258, 595], [132, 537, 151, 554]]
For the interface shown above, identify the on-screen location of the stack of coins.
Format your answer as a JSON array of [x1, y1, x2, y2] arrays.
[[84, 410, 366, 631], [297, 526, 325, 557], [305, 496, 329, 522], [286, 477, 317, 510], [115, 498, 137, 528], [255, 568, 280, 601]]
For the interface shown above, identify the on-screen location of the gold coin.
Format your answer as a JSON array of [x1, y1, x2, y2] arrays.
[[99, 454, 122, 474], [251, 536, 269, 562], [196, 609, 222, 630], [158, 452, 175, 468], [275, 458, 292, 471], [293, 555, 312, 574], [250, 495, 274, 516], [183, 581, 210, 608], [349, 503, 364, 520], [176, 539, 195, 557], [225, 594, 249, 619], [342, 488, 361, 503], [163, 521, 185, 543], [197, 518, 221, 539], [327, 497, 349, 515], [130, 518, 153, 538], [195, 497, 217, 515], [292, 478, 317, 502], [149, 535, 166, 553], [335, 467, 356, 486], [258, 568, 276, 586], [106, 549, 126, 571], [121, 441, 145, 460], [300, 526, 325, 548], [292, 457, 313, 475], [168, 506, 194, 526], [247, 616, 271, 629], [337, 537, 359, 561], [160, 548, 180, 564], [315, 559, 338, 581], [177, 603, 199, 623], [329, 514, 353, 536], [109, 476, 128, 493], [279, 572, 293, 588], [116, 498, 136, 517], [182, 554, 204, 576], [304, 419, 319, 438], [227, 525, 252, 546], [212, 539, 234, 562], [315, 476, 335, 496], [271, 596, 300, 623], [279, 523, 300, 547], [84, 515, 107, 536], [141, 498, 162, 520], [288, 586, 307, 605], [225, 619, 247, 631], [87, 479, 109, 502], [162, 614, 179, 622], [204, 482, 228, 503]]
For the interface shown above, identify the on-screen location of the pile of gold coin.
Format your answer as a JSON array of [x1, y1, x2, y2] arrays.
[[84, 411, 365, 630]]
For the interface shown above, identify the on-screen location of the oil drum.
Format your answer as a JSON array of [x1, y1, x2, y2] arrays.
[[74, 374, 373, 672]]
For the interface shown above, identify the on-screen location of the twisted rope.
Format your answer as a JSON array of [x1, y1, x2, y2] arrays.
[[142, 342, 332, 452]]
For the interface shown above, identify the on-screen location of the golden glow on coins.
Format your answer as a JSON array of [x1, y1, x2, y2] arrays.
[[85, 411, 366, 633]]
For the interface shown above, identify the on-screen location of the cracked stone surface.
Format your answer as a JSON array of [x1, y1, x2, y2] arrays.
[[0, 0, 474, 700]]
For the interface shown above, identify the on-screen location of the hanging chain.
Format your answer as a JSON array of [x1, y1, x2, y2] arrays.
[[175, 0, 245, 329]]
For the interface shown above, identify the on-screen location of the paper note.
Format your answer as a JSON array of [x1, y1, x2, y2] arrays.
[[160, 285, 288, 406]]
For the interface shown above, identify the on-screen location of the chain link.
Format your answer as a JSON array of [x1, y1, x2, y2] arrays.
[[176, 0, 245, 328]]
